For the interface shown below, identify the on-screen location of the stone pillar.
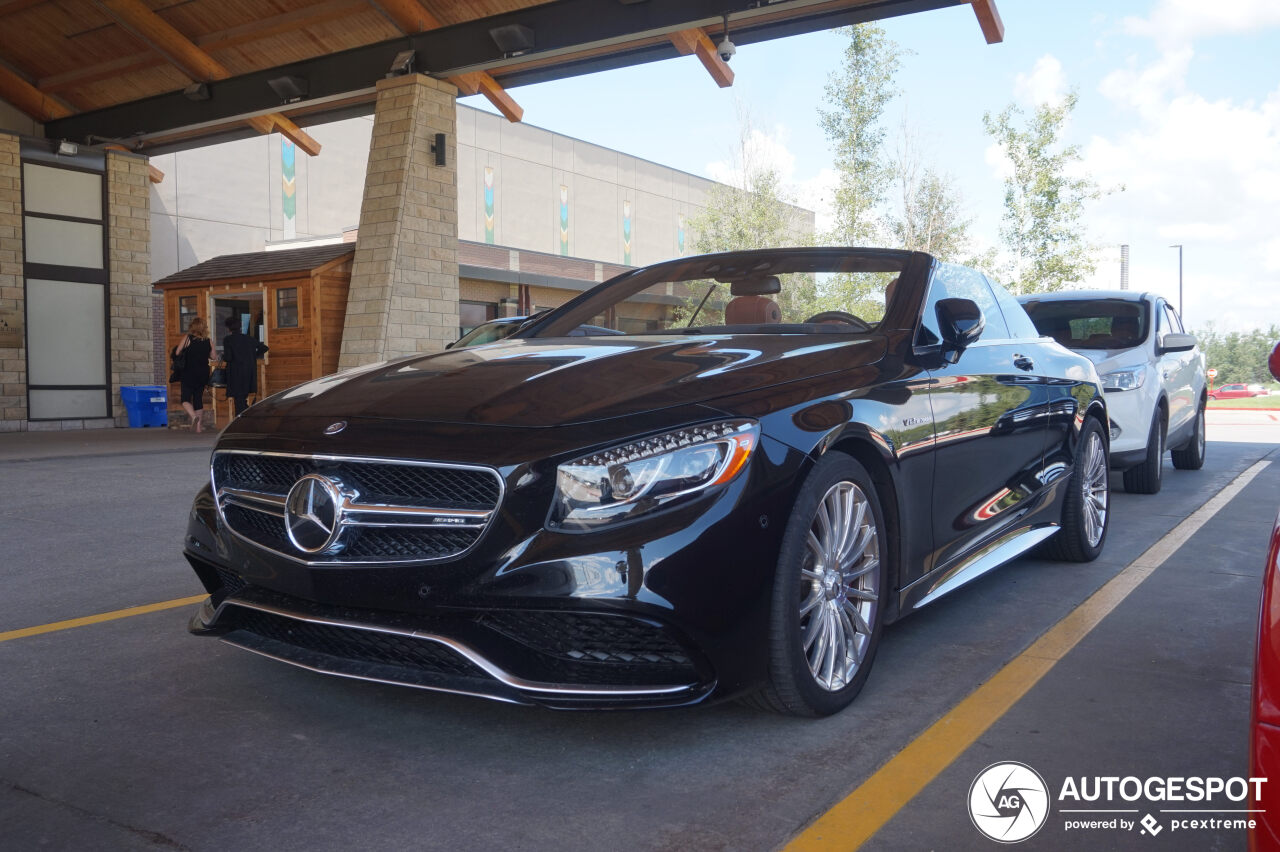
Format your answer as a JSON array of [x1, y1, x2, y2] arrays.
[[0, 132, 25, 430], [105, 150, 153, 426], [339, 74, 459, 370]]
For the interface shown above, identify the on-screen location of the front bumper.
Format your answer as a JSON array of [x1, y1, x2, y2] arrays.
[[188, 583, 712, 709], [182, 430, 809, 708], [1103, 385, 1156, 467]]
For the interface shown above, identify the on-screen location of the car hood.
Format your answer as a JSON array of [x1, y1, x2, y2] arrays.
[[1072, 347, 1146, 373], [245, 334, 886, 427]]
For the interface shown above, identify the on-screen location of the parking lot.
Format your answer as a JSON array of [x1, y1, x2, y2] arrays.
[[2, 411, 1277, 851]]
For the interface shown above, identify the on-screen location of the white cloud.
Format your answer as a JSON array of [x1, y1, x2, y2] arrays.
[[1014, 55, 1068, 107], [1122, 0, 1280, 48], [1083, 72, 1280, 330], [704, 124, 839, 232]]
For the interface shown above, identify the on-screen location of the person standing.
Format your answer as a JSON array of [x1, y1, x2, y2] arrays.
[[222, 316, 269, 416], [174, 317, 213, 432]]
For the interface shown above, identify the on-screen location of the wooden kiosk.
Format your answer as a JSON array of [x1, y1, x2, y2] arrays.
[[153, 243, 355, 421]]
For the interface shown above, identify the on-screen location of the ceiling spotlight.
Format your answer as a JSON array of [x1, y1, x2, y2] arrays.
[[387, 49, 416, 78], [267, 75, 309, 104], [489, 23, 535, 57], [55, 140, 78, 156]]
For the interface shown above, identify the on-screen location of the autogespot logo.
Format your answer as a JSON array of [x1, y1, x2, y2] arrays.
[[969, 762, 1051, 843]]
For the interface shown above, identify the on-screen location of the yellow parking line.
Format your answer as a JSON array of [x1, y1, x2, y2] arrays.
[[785, 459, 1272, 852], [0, 595, 207, 644]]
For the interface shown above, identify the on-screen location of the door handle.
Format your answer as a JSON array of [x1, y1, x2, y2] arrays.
[[1013, 355, 1035, 371]]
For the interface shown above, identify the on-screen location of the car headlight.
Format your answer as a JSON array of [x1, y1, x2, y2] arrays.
[[550, 420, 759, 530], [1101, 367, 1145, 391]]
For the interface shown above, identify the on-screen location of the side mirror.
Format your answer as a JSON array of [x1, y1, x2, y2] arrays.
[[1158, 332, 1197, 354], [936, 298, 985, 357], [1269, 341, 1280, 382]]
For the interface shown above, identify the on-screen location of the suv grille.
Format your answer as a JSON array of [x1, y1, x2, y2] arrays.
[[212, 451, 502, 564]]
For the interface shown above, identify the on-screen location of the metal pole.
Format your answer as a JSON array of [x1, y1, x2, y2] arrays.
[[1169, 244, 1183, 316]]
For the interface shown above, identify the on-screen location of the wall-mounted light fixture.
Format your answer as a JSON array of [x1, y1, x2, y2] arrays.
[[55, 140, 79, 156], [430, 132, 447, 167], [489, 23, 535, 57], [267, 75, 309, 104], [387, 50, 416, 78]]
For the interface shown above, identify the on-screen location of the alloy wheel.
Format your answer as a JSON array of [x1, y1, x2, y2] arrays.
[[1082, 432, 1109, 547], [799, 481, 880, 691]]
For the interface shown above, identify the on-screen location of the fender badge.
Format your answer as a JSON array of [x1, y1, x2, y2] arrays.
[[323, 421, 347, 436]]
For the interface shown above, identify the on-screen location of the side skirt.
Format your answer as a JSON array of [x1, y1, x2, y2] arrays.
[[898, 523, 1061, 613]]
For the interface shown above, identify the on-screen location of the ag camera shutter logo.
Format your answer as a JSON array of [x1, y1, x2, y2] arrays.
[[969, 762, 1051, 843]]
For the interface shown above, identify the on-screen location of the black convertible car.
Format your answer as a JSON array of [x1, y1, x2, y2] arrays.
[[182, 248, 1109, 716]]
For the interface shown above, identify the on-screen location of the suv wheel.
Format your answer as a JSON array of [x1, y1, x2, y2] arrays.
[[1122, 411, 1165, 494], [1171, 399, 1207, 470]]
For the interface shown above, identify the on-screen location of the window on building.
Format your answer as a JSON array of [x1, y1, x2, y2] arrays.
[[276, 288, 299, 328], [178, 295, 198, 332], [459, 300, 497, 335]]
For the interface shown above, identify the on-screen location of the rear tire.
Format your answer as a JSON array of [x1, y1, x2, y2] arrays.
[[1044, 417, 1110, 562], [1122, 411, 1165, 494], [1171, 400, 1206, 470], [750, 452, 889, 717]]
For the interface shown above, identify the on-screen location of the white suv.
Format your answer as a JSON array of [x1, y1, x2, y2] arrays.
[[1019, 290, 1207, 494]]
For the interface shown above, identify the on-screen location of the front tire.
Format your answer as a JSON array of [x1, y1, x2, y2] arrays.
[[1171, 399, 1207, 470], [752, 452, 889, 717], [1122, 411, 1165, 494], [1044, 417, 1110, 562]]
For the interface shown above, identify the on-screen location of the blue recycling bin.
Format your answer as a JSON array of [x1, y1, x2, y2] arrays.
[[121, 385, 169, 428]]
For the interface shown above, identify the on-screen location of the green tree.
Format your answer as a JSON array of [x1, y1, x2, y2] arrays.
[[1194, 324, 1280, 384], [820, 24, 901, 246], [886, 124, 978, 262], [983, 92, 1111, 294]]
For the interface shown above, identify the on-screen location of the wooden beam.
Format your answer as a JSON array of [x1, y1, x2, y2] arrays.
[[367, 0, 444, 32], [41, 0, 369, 93], [369, 0, 524, 122], [93, 0, 321, 154], [96, 0, 225, 82], [0, 62, 72, 121], [667, 28, 734, 88], [453, 72, 523, 122], [971, 0, 1004, 44], [246, 114, 323, 158], [103, 143, 165, 183], [0, 0, 46, 17]]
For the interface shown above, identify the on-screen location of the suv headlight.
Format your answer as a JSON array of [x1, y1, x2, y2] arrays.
[[1101, 367, 1146, 391], [550, 420, 759, 530]]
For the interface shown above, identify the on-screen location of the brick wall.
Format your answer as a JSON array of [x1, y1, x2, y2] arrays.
[[106, 150, 153, 425], [0, 132, 25, 430], [339, 74, 459, 370]]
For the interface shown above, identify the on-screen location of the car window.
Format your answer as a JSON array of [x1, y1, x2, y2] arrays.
[[1154, 301, 1165, 336], [987, 276, 1040, 340], [1019, 298, 1148, 350], [917, 261, 1009, 346], [454, 319, 520, 348], [1162, 302, 1184, 334]]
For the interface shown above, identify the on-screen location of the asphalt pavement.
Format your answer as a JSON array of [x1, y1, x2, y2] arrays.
[[0, 411, 1276, 851]]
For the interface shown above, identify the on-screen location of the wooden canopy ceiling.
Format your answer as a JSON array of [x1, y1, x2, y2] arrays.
[[0, 0, 1003, 160]]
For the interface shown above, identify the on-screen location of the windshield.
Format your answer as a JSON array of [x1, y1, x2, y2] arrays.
[[528, 249, 910, 338], [1019, 298, 1149, 350], [454, 318, 523, 348]]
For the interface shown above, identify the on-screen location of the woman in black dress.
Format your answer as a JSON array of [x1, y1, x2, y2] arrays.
[[174, 317, 213, 432]]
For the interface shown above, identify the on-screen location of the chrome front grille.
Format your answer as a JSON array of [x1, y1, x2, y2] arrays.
[[212, 451, 503, 564]]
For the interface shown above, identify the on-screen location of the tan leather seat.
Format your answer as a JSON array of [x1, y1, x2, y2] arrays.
[[725, 296, 781, 325]]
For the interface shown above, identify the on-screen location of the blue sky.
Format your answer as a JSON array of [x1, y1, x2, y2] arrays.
[[461, 0, 1280, 333]]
